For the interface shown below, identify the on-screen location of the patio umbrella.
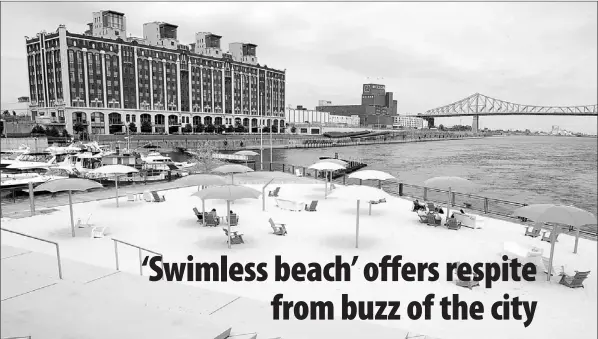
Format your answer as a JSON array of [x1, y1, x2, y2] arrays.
[[423, 176, 479, 220], [90, 165, 139, 208], [512, 204, 597, 281], [309, 161, 347, 199], [178, 174, 227, 224], [349, 170, 396, 215], [329, 185, 390, 248], [234, 150, 259, 167], [191, 185, 262, 248], [212, 164, 254, 184], [34, 178, 103, 237]]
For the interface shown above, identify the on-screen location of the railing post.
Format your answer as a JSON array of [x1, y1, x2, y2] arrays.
[[423, 187, 428, 201], [484, 198, 489, 214], [451, 192, 455, 206], [282, 164, 285, 173], [138, 248, 143, 276], [398, 183, 403, 196], [302, 167, 306, 177], [343, 175, 346, 185], [269, 163, 272, 171], [28, 182, 35, 216], [114, 240, 120, 271]]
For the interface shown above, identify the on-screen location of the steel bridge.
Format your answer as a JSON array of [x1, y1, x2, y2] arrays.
[[414, 93, 597, 132]]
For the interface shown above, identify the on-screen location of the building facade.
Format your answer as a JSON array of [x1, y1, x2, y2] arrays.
[[285, 107, 359, 127], [393, 115, 425, 129], [25, 10, 286, 136], [315, 84, 398, 127]]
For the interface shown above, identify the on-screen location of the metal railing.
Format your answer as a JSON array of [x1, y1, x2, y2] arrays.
[[112, 238, 164, 279], [0, 228, 62, 279]]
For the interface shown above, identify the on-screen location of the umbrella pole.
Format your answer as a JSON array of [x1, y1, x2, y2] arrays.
[[369, 202, 372, 216], [324, 171, 328, 199], [115, 175, 119, 208], [227, 200, 231, 249], [68, 190, 75, 237], [202, 199, 206, 226], [547, 227, 558, 282], [446, 187, 451, 220], [574, 227, 580, 254], [356, 200, 360, 248]]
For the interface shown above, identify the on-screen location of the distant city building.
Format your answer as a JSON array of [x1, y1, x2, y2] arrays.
[[318, 100, 332, 106], [315, 84, 398, 127], [25, 10, 286, 136], [285, 107, 359, 127], [393, 115, 425, 129]]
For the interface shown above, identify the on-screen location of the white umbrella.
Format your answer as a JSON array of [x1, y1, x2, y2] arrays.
[[212, 164, 254, 184], [234, 150, 259, 166], [329, 185, 390, 248], [90, 165, 139, 207], [178, 174, 228, 224], [309, 161, 347, 199], [512, 204, 597, 281], [349, 169, 395, 190], [423, 176, 479, 219], [34, 178, 103, 237], [191, 185, 262, 248]]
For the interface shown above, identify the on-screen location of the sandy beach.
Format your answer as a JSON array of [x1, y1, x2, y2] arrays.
[[1, 173, 596, 339]]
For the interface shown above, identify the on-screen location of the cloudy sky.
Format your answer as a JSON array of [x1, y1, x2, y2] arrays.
[[1, 1, 596, 133]]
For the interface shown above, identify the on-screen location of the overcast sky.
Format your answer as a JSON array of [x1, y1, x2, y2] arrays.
[[1, 1, 596, 133]]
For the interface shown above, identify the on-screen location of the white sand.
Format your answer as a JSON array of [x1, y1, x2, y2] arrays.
[[2, 182, 596, 339]]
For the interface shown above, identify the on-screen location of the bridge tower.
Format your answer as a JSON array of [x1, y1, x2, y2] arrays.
[[423, 117, 434, 128]]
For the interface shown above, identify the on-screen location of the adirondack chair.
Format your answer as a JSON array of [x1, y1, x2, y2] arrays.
[[524, 225, 542, 238], [127, 193, 137, 202], [541, 230, 559, 243], [227, 213, 239, 226], [369, 198, 387, 205], [454, 262, 481, 289], [559, 270, 591, 288], [269, 218, 288, 235], [417, 212, 428, 223], [204, 214, 218, 227], [305, 200, 318, 212], [91, 226, 108, 238], [223, 228, 245, 245], [76, 214, 94, 228], [446, 218, 461, 230], [193, 208, 204, 222], [268, 187, 281, 197], [427, 202, 436, 212], [151, 191, 165, 202], [426, 212, 438, 226], [295, 169, 303, 177]]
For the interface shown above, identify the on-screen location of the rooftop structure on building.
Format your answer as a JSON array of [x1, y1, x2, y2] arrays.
[[23, 10, 286, 136]]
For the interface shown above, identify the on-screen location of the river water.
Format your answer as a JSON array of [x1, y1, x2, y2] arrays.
[[173, 136, 597, 228]]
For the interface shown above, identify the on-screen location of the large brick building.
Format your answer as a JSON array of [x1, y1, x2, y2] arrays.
[[315, 84, 397, 127], [25, 10, 286, 136]]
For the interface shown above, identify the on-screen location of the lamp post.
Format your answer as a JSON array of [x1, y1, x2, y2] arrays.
[[260, 93, 264, 170]]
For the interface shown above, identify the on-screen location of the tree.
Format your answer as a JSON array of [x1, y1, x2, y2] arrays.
[[438, 124, 445, 131], [128, 122, 137, 133], [215, 124, 224, 134], [73, 122, 86, 134], [271, 125, 278, 133], [31, 125, 46, 135], [45, 126, 60, 137], [262, 126, 270, 133], [61, 129, 71, 138], [205, 124, 215, 133], [193, 123, 204, 133], [182, 123, 193, 134], [140, 120, 152, 133], [186, 142, 226, 174], [235, 124, 246, 133], [290, 126, 297, 133], [226, 125, 235, 133], [2, 110, 9, 116]]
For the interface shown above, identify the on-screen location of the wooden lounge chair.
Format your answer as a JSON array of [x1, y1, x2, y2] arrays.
[[454, 262, 480, 289], [91, 226, 108, 238], [227, 214, 239, 226], [446, 218, 461, 230], [268, 187, 280, 197], [204, 214, 218, 227], [151, 191, 165, 202], [269, 218, 288, 236], [76, 214, 93, 228], [417, 213, 428, 223], [524, 225, 541, 238], [223, 228, 244, 244], [193, 208, 204, 222], [305, 200, 318, 212], [541, 230, 559, 243], [369, 198, 387, 205], [143, 190, 153, 202], [559, 270, 591, 288]]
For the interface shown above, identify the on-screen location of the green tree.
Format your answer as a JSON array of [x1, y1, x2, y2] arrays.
[[193, 123, 204, 133], [182, 123, 193, 133], [271, 125, 278, 133], [214, 124, 224, 134], [61, 129, 71, 138], [31, 125, 46, 135], [186, 142, 226, 174], [205, 124, 215, 133], [226, 125, 235, 133], [438, 124, 445, 131], [73, 122, 86, 134], [128, 122, 137, 133], [140, 120, 152, 133], [290, 126, 297, 133], [235, 124, 246, 133]]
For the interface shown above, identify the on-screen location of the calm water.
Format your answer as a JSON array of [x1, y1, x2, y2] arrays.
[[250, 136, 597, 217]]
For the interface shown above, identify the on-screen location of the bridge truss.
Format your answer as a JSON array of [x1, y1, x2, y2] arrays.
[[419, 93, 597, 117]]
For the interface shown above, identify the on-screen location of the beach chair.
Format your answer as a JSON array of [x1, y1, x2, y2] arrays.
[[541, 230, 559, 243], [227, 214, 239, 226], [127, 193, 137, 202], [76, 214, 93, 228], [417, 212, 428, 223], [446, 218, 461, 230], [193, 208, 204, 222], [205, 214, 218, 227], [369, 198, 387, 205], [559, 270, 590, 288], [427, 202, 436, 212], [268, 187, 280, 197], [295, 169, 303, 177], [426, 212, 437, 226], [143, 190, 153, 202], [91, 226, 108, 238], [330, 183, 336, 190], [223, 228, 244, 245], [305, 200, 318, 212], [454, 262, 480, 289], [151, 191, 165, 202], [269, 218, 288, 236], [524, 225, 542, 237]]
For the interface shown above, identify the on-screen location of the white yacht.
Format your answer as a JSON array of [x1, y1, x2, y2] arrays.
[[141, 151, 195, 171], [0, 146, 30, 169]]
